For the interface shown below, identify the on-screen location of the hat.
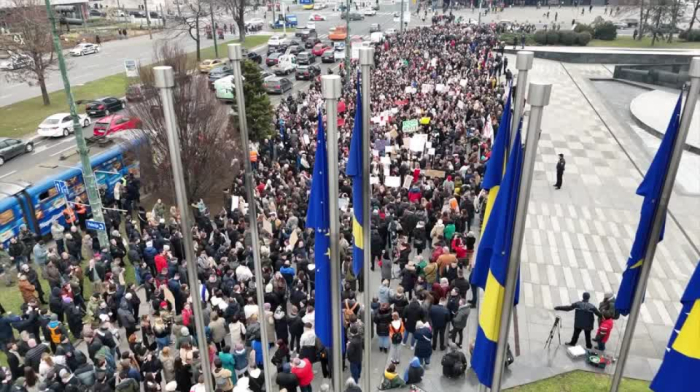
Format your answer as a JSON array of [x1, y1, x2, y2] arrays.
[[165, 381, 178, 391], [59, 369, 70, 381], [181, 327, 190, 336], [558, 153, 564, 157]]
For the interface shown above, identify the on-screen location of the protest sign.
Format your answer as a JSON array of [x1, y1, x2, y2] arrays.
[[385, 176, 401, 187], [403, 176, 413, 189], [262, 219, 273, 234], [410, 134, 428, 153], [419, 117, 431, 125], [370, 176, 380, 185], [402, 119, 419, 133], [421, 84, 434, 94], [424, 169, 446, 178], [380, 156, 391, 165], [436, 84, 446, 93], [428, 148, 436, 155], [231, 196, 240, 211]]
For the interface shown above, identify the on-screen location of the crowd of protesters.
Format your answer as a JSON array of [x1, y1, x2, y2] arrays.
[[0, 17, 512, 392]]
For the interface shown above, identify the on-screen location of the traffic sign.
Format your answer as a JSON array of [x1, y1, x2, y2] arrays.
[[86, 220, 106, 231], [54, 180, 69, 196]]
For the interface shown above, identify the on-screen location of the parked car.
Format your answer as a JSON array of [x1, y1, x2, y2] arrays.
[[312, 43, 332, 56], [385, 28, 397, 35], [125, 84, 157, 102], [305, 37, 322, 49], [246, 51, 263, 64], [70, 43, 100, 56], [263, 77, 293, 94], [85, 97, 124, 117], [208, 65, 233, 88], [370, 23, 382, 33], [0, 138, 33, 166], [296, 52, 314, 65], [246, 18, 265, 31], [321, 50, 335, 63], [268, 35, 287, 47], [0, 54, 33, 70], [93, 115, 142, 136], [214, 75, 236, 102], [266, 52, 282, 67], [295, 65, 321, 80], [309, 13, 326, 21], [37, 113, 90, 138], [334, 44, 346, 61], [313, 2, 327, 10], [199, 58, 228, 73], [361, 8, 376, 16], [89, 9, 105, 17]]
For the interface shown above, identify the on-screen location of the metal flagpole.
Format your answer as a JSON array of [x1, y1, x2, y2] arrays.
[[510, 51, 533, 150], [344, 0, 351, 80], [210, 0, 218, 57], [153, 66, 214, 392], [609, 57, 700, 392], [491, 82, 552, 392], [323, 74, 344, 392], [400, 0, 405, 32], [44, 0, 109, 250], [228, 44, 274, 392], [478, 0, 482, 25], [359, 47, 374, 392]]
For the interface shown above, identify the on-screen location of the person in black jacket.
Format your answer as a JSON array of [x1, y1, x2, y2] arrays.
[[554, 292, 601, 349], [370, 228, 383, 271], [374, 303, 392, 353], [400, 262, 418, 300], [276, 362, 299, 391], [429, 299, 450, 351], [288, 306, 304, 353], [402, 297, 425, 348], [441, 343, 467, 378], [346, 327, 363, 383]]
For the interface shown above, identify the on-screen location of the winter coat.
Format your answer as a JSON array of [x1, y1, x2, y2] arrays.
[[413, 327, 433, 359], [429, 304, 450, 330], [374, 307, 392, 336], [400, 267, 417, 293], [377, 285, 393, 305], [276, 371, 299, 391], [391, 295, 408, 317], [380, 255, 393, 282], [452, 304, 470, 329], [430, 222, 445, 247], [423, 262, 438, 285], [555, 301, 601, 331], [18, 279, 37, 304], [346, 335, 363, 364], [403, 357, 424, 384], [402, 301, 425, 333]]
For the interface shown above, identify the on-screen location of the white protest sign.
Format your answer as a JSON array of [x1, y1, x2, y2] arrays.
[[338, 197, 350, 212], [380, 156, 391, 165], [410, 134, 428, 153], [421, 84, 434, 94], [303, 134, 310, 145], [405, 86, 417, 94], [231, 196, 240, 211], [403, 176, 412, 189], [372, 150, 379, 157], [460, 79, 468, 87], [370, 176, 380, 185], [436, 84, 446, 93], [385, 176, 401, 187], [428, 148, 436, 155], [385, 146, 394, 154]]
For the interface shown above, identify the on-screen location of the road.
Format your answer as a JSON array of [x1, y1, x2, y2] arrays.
[[0, 3, 409, 183]]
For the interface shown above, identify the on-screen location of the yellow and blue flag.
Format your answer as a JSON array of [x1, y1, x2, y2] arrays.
[[472, 128, 523, 388], [346, 76, 364, 276], [306, 109, 332, 347], [650, 259, 700, 392], [471, 91, 512, 290], [616, 93, 682, 316]]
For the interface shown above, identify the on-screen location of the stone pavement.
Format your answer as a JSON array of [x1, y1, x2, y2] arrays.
[[630, 89, 700, 152]]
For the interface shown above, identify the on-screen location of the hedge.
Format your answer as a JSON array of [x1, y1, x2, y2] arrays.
[[531, 30, 591, 46], [574, 23, 595, 36], [679, 29, 700, 42], [594, 21, 618, 40]]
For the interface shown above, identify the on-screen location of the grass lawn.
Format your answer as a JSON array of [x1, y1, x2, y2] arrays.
[[506, 370, 650, 392], [0, 35, 269, 138], [589, 36, 700, 49]]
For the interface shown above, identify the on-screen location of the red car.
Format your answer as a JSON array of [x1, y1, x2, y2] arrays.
[[93, 114, 141, 136], [312, 43, 331, 56]]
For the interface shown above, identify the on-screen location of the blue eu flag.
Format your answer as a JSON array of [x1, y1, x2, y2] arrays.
[[616, 93, 682, 316], [347, 76, 365, 276], [306, 109, 332, 347]]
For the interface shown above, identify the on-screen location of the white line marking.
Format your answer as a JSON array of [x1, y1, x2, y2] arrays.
[[0, 170, 17, 180], [50, 145, 76, 157]]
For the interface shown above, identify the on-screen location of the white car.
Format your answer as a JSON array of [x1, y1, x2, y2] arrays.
[[247, 18, 264, 28], [308, 13, 326, 21], [313, 2, 327, 9], [306, 22, 316, 30], [268, 35, 287, 47], [361, 8, 376, 16], [334, 48, 346, 61], [0, 54, 33, 70], [385, 28, 397, 36], [37, 113, 91, 138], [70, 43, 100, 56]]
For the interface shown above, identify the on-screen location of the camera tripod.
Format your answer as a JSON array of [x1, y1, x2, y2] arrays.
[[545, 315, 562, 349]]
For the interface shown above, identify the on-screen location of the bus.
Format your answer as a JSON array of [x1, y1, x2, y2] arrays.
[[0, 135, 143, 246], [300, 0, 314, 10]]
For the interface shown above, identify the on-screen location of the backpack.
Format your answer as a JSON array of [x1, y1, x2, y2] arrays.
[[215, 372, 233, 390], [343, 301, 358, 326], [48, 324, 62, 343]]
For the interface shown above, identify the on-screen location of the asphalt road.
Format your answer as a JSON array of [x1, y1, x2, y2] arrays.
[[0, 3, 408, 183]]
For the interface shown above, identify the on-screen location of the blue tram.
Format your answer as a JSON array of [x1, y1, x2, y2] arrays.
[[0, 140, 141, 247]]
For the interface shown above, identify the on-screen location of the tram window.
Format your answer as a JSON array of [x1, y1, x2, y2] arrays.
[[0, 209, 14, 226], [123, 150, 136, 167], [39, 188, 58, 202]]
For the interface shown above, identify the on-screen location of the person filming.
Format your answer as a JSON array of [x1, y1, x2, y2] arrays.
[[554, 292, 601, 349]]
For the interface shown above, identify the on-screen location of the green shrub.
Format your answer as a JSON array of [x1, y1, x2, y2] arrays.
[[559, 30, 576, 45], [576, 31, 592, 46], [574, 23, 595, 36], [546, 31, 560, 45], [680, 29, 700, 42], [594, 22, 618, 40], [533, 30, 548, 45]]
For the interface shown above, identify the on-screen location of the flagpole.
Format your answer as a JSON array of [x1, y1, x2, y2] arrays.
[[228, 44, 273, 392], [323, 74, 344, 392], [491, 82, 552, 392], [609, 57, 700, 392], [510, 51, 533, 151], [359, 47, 374, 392], [153, 66, 214, 392]]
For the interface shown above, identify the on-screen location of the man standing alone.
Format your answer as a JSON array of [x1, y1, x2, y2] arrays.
[[554, 153, 566, 189], [554, 292, 601, 349]]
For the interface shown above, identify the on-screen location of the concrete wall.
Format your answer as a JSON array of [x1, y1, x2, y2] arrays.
[[504, 48, 699, 64]]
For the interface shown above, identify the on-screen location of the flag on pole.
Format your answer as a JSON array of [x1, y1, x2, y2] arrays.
[[616, 93, 682, 316], [306, 109, 332, 347], [472, 127, 523, 388], [650, 259, 700, 392], [347, 76, 364, 276], [471, 90, 512, 290]]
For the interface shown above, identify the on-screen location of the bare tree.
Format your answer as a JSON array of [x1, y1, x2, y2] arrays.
[[218, 0, 248, 42], [129, 43, 239, 202], [0, 0, 57, 105], [666, 0, 684, 42], [168, 0, 206, 61], [687, 0, 700, 34]]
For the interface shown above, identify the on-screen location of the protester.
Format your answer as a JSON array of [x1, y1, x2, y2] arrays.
[[555, 292, 602, 349]]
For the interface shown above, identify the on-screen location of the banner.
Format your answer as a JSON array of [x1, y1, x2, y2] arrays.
[[402, 119, 419, 133], [424, 169, 446, 178], [385, 176, 401, 187]]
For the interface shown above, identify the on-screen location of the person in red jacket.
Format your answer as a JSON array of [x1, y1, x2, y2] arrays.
[[291, 357, 314, 392], [154, 249, 168, 275], [594, 315, 614, 351]]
